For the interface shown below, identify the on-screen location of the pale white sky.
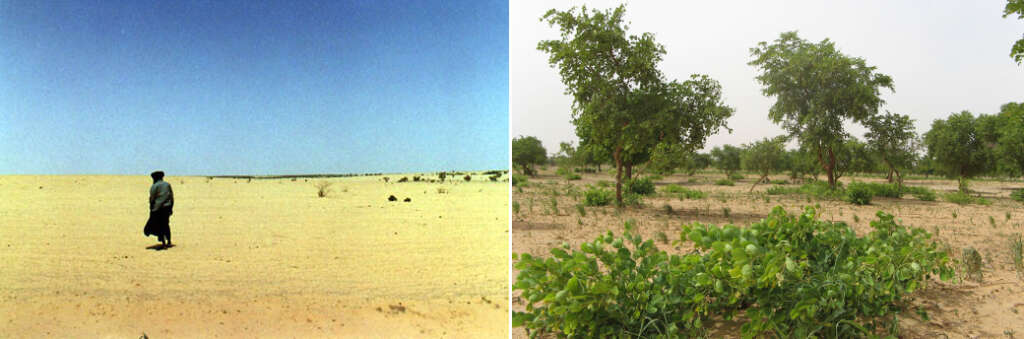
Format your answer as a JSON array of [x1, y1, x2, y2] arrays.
[[510, 0, 1024, 155]]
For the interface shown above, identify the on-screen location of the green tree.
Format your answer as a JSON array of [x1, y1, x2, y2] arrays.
[[864, 112, 918, 187], [998, 102, 1024, 176], [749, 31, 894, 189], [741, 135, 788, 191], [684, 152, 712, 176], [512, 135, 547, 176], [1005, 0, 1024, 64], [539, 5, 732, 205], [785, 147, 821, 181], [923, 111, 993, 192], [711, 145, 743, 176]]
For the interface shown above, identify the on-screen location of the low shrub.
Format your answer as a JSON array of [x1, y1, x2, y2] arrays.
[[846, 182, 873, 205], [765, 185, 796, 195], [728, 173, 745, 180], [769, 179, 789, 185], [714, 179, 734, 186], [583, 187, 614, 206], [620, 192, 643, 207], [625, 177, 656, 195], [863, 182, 902, 198], [597, 180, 612, 188], [904, 186, 937, 201], [1011, 189, 1024, 203], [511, 174, 528, 187]]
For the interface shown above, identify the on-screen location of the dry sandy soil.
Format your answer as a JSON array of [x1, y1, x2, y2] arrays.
[[0, 173, 508, 338], [512, 169, 1024, 338]]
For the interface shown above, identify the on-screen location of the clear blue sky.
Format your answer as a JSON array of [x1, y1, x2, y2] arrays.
[[0, 0, 508, 175]]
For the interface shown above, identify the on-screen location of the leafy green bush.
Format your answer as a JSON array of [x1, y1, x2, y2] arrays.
[[846, 182, 873, 205], [513, 229, 709, 337], [620, 192, 643, 207], [583, 187, 614, 206], [728, 173, 745, 180], [765, 185, 796, 195], [943, 191, 991, 205], [596, 180, 612, 188], [565, 173, 582, 180], [714, 179, 734, 186], [511, 174, 528, 187], [663, 184, 706, 199], [1011, 189, 1024, 203], [863, 182, 902, 198], [625, 177, 656, 195], [901, 186, 936, 201], [514, 206, 954, 338]]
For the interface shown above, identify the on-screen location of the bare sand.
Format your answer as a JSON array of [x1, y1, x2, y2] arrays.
[[0, 174, 508, 338], [512, 169, 1024, 338]]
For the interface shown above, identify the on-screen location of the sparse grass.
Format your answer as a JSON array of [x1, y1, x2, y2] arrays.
[[769, 179, 789, 185], [1012, 189, 1024, 204], [597, 180, 612, 188], [944, 191, 991, 205], [722, 207, 731, 218], [1011, 234, 1023, 275], [990, 215, 997, 228], [655, 231, 668, 244], [962, 247, 984, 282], [437, 187, 448, 194], [728, 173, 744, 181], [548, 196, 558, 215], [853, 214, 860, 223], [714, 179, 734, 186], [575, 204, 586, 217], [952, 210, 958, 219], [663, 203, 673, 215], [512, 201, 520, 215]]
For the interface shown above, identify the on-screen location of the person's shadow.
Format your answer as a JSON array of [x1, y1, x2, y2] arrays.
[[145, 244, 175, 251]]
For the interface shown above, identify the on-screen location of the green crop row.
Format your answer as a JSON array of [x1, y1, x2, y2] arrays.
[[513, 206, 954, 338]]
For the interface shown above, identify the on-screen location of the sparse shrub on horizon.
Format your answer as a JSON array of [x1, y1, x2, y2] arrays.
[[436, 187, 448, 194], [464, 174, 471, 182], [439, 172, 447, 182], [315, 181, 332, 198], [397, 177, 409, 183]]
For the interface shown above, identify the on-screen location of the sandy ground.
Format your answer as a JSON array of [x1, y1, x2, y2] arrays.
[[511, 169, 1024, 338], [0, 174, 508, 338]]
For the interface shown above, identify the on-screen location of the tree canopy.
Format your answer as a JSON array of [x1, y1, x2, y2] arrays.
[[1005, 0, 1024, 64], [749, 31, 894, 189], [539, 5, 732, 204], [741, 135, 788, 191], [512, 136, 547, 176], [864, 112, 918, 186], [923, 111, 992, 192], [711, 145, 743, 176]]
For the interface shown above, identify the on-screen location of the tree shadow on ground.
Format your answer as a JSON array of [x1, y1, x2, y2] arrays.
[[145, 243, 175, 251]]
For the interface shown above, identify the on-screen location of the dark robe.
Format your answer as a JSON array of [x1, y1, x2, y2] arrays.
[[144, 180, 174, 241]]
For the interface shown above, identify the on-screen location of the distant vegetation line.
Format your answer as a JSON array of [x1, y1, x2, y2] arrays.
[[206, 169, 508, 180]]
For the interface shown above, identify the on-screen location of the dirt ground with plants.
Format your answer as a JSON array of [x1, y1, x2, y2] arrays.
[[0, 174, 508, 338], [512, 168, 1024, 338]]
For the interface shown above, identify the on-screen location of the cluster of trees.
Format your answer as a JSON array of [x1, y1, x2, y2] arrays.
[[515, 4, 1023, 203]]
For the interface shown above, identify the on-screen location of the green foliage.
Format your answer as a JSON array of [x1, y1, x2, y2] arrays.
[[749, 31, 893, 189], [741, 136, 788, 178], [846, 182, 873, 205], [596, 180, 612, 188], [765, 185, 794, 195], [1000, 103, 1024, 176], [575, 204, 586, 217], [583, 187, 614, 206], [911, 188, 937, 201], [511, 174, 528, 187], [624, 177, 656, 195], [714, 179, 734, 186], [1011, 188, 1024, 203], [923, 111, 993, 192], [539, 5, 733, 206], [514, 207, 954, 338], [943, 191, 991, 205], [711, 145, 743, 176], [620, 192, 643, 207], [662, 184, 706, 199], [1004, 0, 1024, 64], [513, 136, 547, 176], [513, 201, 521, 215], [864, 112, 918, 185], [863, 182, 903, 198], [728, 173, 745, 181]]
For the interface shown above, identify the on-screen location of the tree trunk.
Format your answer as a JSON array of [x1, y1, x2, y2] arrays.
[[625, 163, 633, 181], [614, 147, 624, 205], [825, 146, 837, 189], [893, 166, 903, 190], [749, 173, 769, 193]]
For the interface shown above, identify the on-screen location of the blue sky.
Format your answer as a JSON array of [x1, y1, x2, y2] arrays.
[[0, 0, 508, 175]]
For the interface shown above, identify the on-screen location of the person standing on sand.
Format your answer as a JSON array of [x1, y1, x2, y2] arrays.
[[144, 171, 174, 247]]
